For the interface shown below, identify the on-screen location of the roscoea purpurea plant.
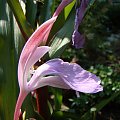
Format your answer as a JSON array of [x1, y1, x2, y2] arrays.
[[14, 0, 103, 120]]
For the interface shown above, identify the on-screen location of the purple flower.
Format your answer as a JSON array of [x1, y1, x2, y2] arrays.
[[72, 0, 89, 48], [28, 58, 103, 93], [14, 45, 102, 120], [14, 1, 103, 120]]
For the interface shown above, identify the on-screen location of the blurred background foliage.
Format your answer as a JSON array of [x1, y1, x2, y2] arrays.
[[0, 0, 120, 120]]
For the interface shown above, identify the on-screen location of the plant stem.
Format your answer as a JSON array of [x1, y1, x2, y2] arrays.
[[35, 87, 50, 120]]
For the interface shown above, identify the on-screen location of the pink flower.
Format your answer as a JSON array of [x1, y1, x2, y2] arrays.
[[14, 0, 74, 120]]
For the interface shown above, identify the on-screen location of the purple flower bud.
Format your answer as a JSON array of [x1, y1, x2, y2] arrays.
[[72, 0, 89, 48]]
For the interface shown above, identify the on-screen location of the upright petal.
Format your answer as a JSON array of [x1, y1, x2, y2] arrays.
[[18, 17, 56, 88], [72, 30, 85, 48], [75, 0, 89, 27], [28, 59, 103, 93], [72, 0, 89, 48]]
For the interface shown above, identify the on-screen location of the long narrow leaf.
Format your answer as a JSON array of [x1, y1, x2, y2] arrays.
[[0, 1, 23, 119], [7, 0, 34, 40], [26, 0, 37, 29], [49, 9, 75, 58], [80, 92, 120, 120]]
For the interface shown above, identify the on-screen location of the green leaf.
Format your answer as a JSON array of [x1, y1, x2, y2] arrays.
[[84, 0, 96, 18], [0, 1, 35, 119], [40, 0, 54, 22], [64, 0, 76, 19], [51, 88, 63, 111], [49, 9, 75, 58], [80, 92, 120, 120], [26, 0, 37, 29], [0, 1, 24, 119], [7, 0, 34, 40]]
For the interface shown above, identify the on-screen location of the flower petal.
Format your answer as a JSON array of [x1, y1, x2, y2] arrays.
[[72, 0, 89, 48], [23, 46, 51, 91], [28, 46, 51, 67], [75, 0, 89, 27], [27, 76, 70, 91], [28, 59, 103, 93], [72, 30, 85, 48]]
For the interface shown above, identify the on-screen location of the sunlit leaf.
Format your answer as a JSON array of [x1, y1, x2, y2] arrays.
[[49, 9, 75, 58]]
